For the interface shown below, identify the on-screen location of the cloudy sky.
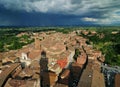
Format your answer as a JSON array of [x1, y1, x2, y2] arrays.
[[0, 0, 120, 26]]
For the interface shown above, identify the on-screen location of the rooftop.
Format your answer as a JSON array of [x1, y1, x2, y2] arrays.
[[0, 63, 21, 87], [115, 74, 120, 87], [91, 70, 105, 87], [77, 66, 93, 87]]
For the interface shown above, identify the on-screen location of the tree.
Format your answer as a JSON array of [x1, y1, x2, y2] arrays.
[[74, 49, 81, 60]]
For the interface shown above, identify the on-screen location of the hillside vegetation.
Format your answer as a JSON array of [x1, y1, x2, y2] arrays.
[[79, 28, 120, 66]]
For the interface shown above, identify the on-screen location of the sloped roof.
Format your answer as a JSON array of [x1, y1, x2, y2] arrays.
[[0, 63, 21, 87], [115, 74, 120, 87], [57, 58, 67, 69], [77, 54, 86, 65], [28, 50, 41, 59]]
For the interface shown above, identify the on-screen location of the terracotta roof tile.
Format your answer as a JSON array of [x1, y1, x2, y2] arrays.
[[28, 50, 41, 59]]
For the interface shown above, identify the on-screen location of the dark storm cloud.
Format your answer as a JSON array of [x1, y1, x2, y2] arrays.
[[0, 0, 120, 26]]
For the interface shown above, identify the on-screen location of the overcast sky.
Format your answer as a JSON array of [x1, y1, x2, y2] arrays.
[[0, 0, 120, 26]]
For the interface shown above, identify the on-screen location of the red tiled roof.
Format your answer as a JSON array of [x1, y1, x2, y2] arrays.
[[28, 50, 41, 59], [8, 79, 26, 87], [57, 58, 67, 68], [77, 54, 86, 65], [15, 47, 30, 57], [0, 63, 21, 87]]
